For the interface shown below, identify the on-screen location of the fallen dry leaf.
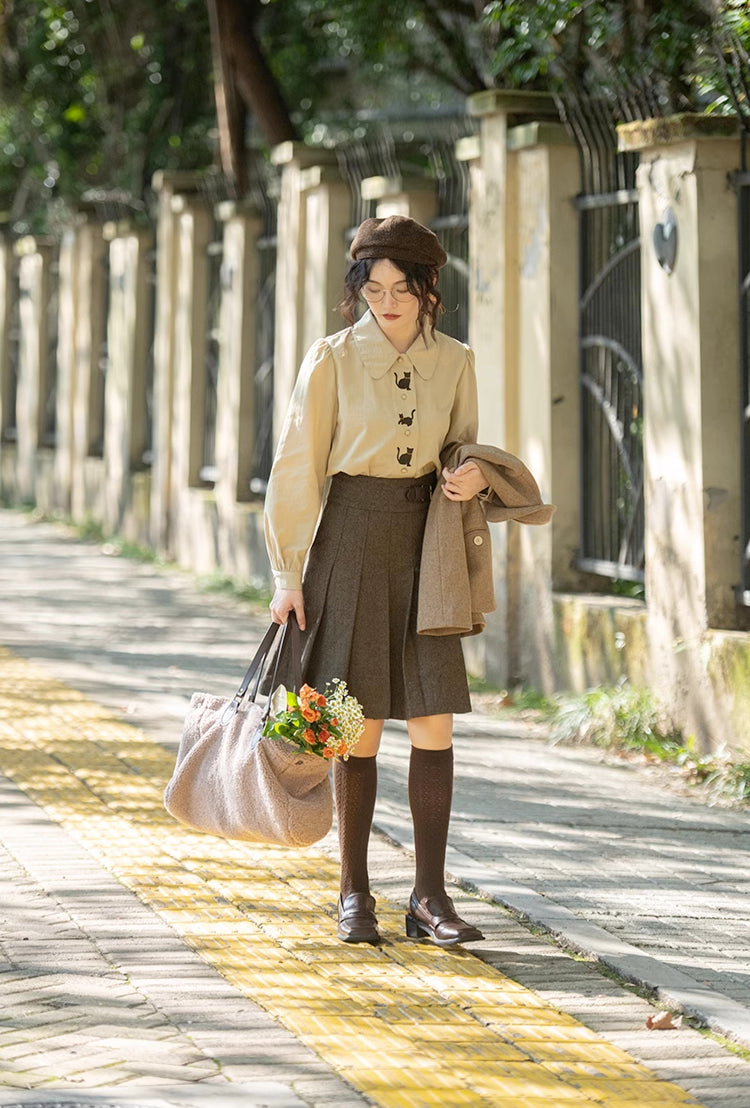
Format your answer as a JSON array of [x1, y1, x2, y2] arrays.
[[646, 1011, 683, 1030]]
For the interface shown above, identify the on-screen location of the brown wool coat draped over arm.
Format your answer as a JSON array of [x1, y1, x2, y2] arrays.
[[417, 442, 556, 637]]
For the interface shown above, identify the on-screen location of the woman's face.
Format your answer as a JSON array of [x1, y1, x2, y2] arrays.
[[362, 259, 420, 341]]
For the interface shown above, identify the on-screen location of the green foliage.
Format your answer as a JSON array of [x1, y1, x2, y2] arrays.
[[0, 0, 216, 232], [2, 1, 748, 229], [481, 0, 747, 114], [254, 0, 484, 138]]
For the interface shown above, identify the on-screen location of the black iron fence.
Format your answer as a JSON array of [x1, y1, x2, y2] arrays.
[[1, 253, 19, 444], [429, 140, 470, 344], [559, 91, 645, 586], [199, 228, 223, 485], [141, 244, 157, 468], [40, 254, 59, 447], [89, 244, 109, 457], [576, 189, 644, 582], [248, 157, 280, 494], [249, 227, 278, 492]]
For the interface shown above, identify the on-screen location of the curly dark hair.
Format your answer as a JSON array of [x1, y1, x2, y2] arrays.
[[338, 258, 444, 336]]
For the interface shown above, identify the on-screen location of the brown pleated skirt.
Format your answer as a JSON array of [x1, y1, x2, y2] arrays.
[[272, 471, 471, 720]]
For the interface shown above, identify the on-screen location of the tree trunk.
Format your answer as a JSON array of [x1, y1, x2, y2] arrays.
[[207, 0, 247, 193], [207, 0, 298, 176]]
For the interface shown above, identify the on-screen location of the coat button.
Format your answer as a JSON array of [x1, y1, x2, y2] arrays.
[[473, 535, 484, 546]]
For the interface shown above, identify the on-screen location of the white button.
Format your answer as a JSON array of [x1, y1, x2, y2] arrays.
[[404, 430, 410, 437], [401, 467, 408, 473], [473, 535, 484, 546]]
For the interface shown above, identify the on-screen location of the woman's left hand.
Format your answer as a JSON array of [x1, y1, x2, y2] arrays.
[[441, 461, 488, 501]]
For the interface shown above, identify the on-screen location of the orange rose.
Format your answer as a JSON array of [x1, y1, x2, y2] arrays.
[[330, 717, 339, 727], [318, 729, 330, 743], [322, 748, 335, 758], [301, 707, 319, 723], [299, 684, 315, 699], [304, 728, 316, 744], [316, 694, 327, 707]]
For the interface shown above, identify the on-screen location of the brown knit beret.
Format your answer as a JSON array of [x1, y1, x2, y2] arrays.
[[350, 215, 447, 269]]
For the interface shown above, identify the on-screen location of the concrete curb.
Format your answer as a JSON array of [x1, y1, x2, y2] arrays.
[[0, 1088, 307, 1108], [372, 807, 750, 1053]]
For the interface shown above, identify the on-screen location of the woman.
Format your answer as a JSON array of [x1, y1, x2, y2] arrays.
[[265, 214, 487, 947]]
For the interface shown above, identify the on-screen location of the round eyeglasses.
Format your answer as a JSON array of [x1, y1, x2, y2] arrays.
[[361, 282, 414, 303]]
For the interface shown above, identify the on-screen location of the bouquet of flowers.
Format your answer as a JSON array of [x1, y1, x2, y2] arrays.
[[262, 678, 365, 760]]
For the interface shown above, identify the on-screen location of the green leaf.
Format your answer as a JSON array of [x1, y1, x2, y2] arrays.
[[63, 103, 86, 123]]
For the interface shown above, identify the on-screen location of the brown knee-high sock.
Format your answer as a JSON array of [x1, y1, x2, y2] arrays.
[[333, 755, 378, 899], [409, 746, 453, 901]]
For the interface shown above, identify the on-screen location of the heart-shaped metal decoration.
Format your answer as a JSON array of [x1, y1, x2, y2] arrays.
[[653, 206, 678, 275]]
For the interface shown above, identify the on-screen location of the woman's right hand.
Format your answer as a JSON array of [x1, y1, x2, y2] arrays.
[[270, 588, 306, 630]]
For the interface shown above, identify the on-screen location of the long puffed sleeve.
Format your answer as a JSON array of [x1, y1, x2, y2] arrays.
[[264, 340, 338, 590], [444, 347, 479, 447]]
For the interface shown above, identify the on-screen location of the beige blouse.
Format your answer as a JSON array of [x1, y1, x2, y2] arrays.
[[264, 310, 479, 590]]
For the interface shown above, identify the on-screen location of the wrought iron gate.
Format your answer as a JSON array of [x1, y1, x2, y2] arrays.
[[576, 188, 644, 582], [561, 94, 645, 586]]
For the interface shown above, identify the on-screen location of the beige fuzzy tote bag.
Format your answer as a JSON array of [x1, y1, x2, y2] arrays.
[[164, 617, 332, 846]]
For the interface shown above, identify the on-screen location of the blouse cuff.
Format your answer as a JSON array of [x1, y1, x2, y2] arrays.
[[273, 569, 304, 591]]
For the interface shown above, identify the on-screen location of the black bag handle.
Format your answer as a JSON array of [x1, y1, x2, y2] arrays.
[[220, 613, 303, 727]]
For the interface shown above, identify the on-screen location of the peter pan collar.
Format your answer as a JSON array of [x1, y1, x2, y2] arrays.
[[352, 310, 439, 381]]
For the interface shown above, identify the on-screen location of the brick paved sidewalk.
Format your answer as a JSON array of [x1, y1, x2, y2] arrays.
[[1, 509, 750, 1107], [0, 649, 746, 1108]]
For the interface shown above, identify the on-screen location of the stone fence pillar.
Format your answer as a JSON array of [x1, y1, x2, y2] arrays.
[[149, 171, 203, 552], [169, 192, 213, 563], [53, 227, 78, 512], [14, 237, 53, 502], [214, 200, 262, 517], [300, 165, 351, 353], [508, 122, 580, 692], [69, 216, 108, 521], [102, 223, 152, 535], [462, 90, 558, 686], [270, 143, 338, 439], [360, 174, 438, 227], [619, 115, 742, 748]]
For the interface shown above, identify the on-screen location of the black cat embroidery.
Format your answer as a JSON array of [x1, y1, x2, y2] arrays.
[[398, 410, 416, 426], [396, 447, 414, 466], [394, 370, 412, 391]]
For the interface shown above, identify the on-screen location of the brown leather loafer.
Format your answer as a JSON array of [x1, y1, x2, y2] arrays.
[[405, 890, 484, 947], [337, 892, 381, 944]]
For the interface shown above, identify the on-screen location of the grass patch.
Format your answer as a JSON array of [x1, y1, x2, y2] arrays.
[[476, 676, 750, 808], [551, 683, 683, 758], [550, 682, 750, 807]]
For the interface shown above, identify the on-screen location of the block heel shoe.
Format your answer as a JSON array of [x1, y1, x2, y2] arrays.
[[405, 890, 484, 947]]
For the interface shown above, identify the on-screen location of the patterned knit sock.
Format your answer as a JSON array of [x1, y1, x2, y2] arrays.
[[409, 745, 454, 901], [333, 754, 378, 898]]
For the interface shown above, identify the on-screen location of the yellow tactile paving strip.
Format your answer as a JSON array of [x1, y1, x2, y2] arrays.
[[0, 647, 705, 1108]]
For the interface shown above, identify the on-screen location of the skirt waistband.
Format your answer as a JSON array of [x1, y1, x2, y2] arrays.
[[327, 471, 437, 509]]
